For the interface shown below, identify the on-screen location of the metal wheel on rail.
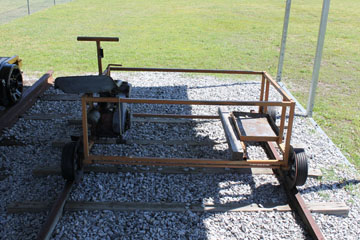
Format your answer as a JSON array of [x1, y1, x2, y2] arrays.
[[267, 106, 279, 135], [267, 106, 277, 123], [284, 147, 308, 188], [125, 109, 131, 130], [61, 140, 83, 181], [0, 63, 23, 107]]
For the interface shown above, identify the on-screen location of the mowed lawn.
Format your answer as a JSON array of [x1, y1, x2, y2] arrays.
[[0, 0, 71, 24], [0, 0, 359, 169]]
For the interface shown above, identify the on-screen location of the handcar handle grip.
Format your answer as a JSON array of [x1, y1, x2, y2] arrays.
[[77, 36, 119, 42]]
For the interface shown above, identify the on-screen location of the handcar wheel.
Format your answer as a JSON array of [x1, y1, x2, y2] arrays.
[[0, 63, 23, 106], [285, 148, 308, 188], [8, 66, 23, 105], [61, 141, 83, 181], [267, 106, 277, 123], [125, 109, 131, 130]]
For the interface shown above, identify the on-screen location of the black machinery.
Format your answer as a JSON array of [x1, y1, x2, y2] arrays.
[[54, 37, 133, 181], [0, 56, 23, 107], [55, 74, 132, 181], [55, 75, 131, 181], [55, 75, 132, 138]]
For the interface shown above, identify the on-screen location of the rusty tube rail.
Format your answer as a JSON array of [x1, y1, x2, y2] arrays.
[[108, 66, 264, 75]]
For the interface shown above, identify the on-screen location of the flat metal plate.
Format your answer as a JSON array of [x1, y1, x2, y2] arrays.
[[234, 115, 276, 137], [55, 75, 117, 94]]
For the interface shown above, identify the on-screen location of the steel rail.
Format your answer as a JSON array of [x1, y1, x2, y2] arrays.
[[264, 142, 325, 240], [35, 161, 325, 240], [37, 180, 74, 240], [36, 142, 324, 240], [0, 71, 54, 133]]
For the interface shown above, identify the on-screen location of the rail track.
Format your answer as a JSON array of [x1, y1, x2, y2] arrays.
[[2, 79, 350, 240], [29, 142, 329, 240]]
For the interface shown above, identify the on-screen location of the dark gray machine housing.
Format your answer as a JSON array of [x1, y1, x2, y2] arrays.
[[0, 57, 23, 107], [55, 75, 131, 137]]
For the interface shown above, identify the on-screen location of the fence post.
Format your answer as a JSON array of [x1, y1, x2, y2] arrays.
[[27, 0, 30, 15], [276, 0, 292, 82], [306, 0, 330, 117], [54, 0, 56, 6]]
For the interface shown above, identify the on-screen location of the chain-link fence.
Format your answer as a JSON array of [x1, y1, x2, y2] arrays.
[[0, 0, 72, 25]]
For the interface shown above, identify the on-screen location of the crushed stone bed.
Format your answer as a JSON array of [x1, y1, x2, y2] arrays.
[[0, 72, 359, 239]]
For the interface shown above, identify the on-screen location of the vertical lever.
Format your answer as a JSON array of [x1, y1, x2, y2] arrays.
[[77, 36, 119, 75]]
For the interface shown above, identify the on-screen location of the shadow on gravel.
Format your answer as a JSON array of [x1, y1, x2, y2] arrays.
[[13, 83, 295, 239], [301, 179, 360, 194], [66, 172, 284, 239], [119, 85, 230, 159], [188, 81, 259, 90], [71, 84, 290, 239]]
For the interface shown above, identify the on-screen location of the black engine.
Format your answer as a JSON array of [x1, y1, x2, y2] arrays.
[[55, 75, 131, 138]]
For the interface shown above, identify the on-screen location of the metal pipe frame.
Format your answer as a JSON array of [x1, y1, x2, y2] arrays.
[[306, 0, 330, 117], [77, 36, 119, 75], [276, 0, 292, 82], [79, 69, 295, 169]]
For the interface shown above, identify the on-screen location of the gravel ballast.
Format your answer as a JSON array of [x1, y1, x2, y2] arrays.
[[0, 72, 359, 239]]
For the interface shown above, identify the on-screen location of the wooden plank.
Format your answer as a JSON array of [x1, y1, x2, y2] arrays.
[[52, 138, 220, 148], [32, 165, 322, 178], [7, 201, 349, 216], [40, 94, 80, 101], [22, 113, 71, 120], [68, 117, 215, 125], [309, 168, 322, 177], [126, 139, 217, 146], [306, 202, 350, 216], [33, 166, 252, 176], [133, 118, 197, 124], [0, 138, 24, 146], [67, 119, 82, 125], [218, 107, 243, 160], [0, 174, 9, 181]]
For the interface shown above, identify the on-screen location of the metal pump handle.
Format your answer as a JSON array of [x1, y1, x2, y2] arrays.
[[77, 36, 119, 75]]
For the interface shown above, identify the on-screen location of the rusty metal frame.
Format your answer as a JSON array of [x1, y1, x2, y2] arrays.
[[77, 37, 119, 75], [79, 67, 295, 170]]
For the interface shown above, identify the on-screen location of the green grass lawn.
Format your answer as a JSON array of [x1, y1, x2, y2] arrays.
[[0, 0, 359, 169], [0, 0, 71, 24]]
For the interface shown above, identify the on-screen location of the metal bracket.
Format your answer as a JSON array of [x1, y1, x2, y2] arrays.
[[99, 48, 104, 58]]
